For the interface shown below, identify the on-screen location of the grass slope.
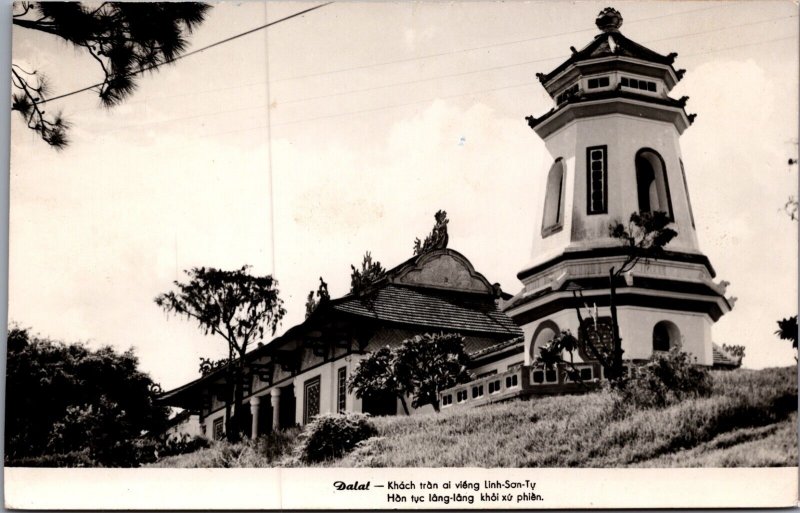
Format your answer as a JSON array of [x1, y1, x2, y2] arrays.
[[153, 367, 797, 468], [339, 367, 798, 467]]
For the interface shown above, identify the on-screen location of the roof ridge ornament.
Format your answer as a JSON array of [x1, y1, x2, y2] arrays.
[[596, 7, 623, 33]]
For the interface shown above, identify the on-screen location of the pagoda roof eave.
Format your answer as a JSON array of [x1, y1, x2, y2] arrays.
[[539, 31, 678, 86], [527, 94, 693, 139]]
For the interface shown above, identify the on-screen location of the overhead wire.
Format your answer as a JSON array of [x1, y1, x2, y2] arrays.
[[32, 2, 333, 106], [31, 3, 726, 107]]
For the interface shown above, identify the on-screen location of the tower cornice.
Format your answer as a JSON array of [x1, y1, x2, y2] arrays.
[[527, 94, 692, 138]]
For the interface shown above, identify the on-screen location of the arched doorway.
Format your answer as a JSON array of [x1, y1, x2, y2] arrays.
[[652, 320, 680, 352]]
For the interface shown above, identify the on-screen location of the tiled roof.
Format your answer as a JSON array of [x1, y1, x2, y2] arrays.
[[712, 343, 742, 368], [333, 284, 523, 337], [540, 31, 677, 84], [469, 336, 524, 359]]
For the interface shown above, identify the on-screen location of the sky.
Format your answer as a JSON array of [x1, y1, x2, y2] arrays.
[[7, 1, 799, 391]]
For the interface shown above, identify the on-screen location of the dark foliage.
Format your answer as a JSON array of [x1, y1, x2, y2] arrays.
[[5, 327, 169, 467], [293, 412, 378, 463], [155, 266, 285, 441], [349, 252, 385, 296], [393, 333, 472, 411], [348, 333, 472, 413], [775, 316, 798, 349], [348, 346, 408, 414], [608, 210, 678, 271], [12, 1, 210, 148], [613, 347, 713, 410], [722, 344, 746, 360]]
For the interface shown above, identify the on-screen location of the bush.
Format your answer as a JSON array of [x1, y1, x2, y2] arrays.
[[614, 347, 713, 409], [293, 412, 378, 463], [147, 428, 300, 468], [159, 434, 210, 458]]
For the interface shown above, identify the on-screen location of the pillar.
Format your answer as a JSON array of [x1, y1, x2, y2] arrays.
[[249, 396, 260, 439], [270, 388, 281, 431]]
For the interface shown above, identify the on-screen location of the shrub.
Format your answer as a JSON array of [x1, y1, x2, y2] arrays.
[[159, 434, 210, 458], [614, 347, 713, 409], [293, 412, 378, 463]]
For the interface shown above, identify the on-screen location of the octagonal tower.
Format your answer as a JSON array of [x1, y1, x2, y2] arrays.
[[504, 8, 734, 369]]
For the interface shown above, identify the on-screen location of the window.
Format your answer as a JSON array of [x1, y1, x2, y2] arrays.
[[531, 320, 560, 361], [586, 146, 608, 214], [303, 376, 321, 424], [442, 394, 453, 407], [488, 380, 502, 394], [542, 158, 566, 236], [456, 390, 468, 403], [580, 367, 593, 381], [587, 76, 610, 89], [212, 417, 224, 441], [337, 367, 347, 412], [653, 321, 680, 353], [620, 76, 657, 92], [505, 374, 519, 388], [531, 369, 558, 385], [472, 385, 484, 399], [556, 83, 579, 105], [636, 149, 673, 219], [680, 160, 696, 228]]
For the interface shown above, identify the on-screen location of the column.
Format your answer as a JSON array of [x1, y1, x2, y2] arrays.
[[270, 388, 281, 431], [249, 396, 260, 439]]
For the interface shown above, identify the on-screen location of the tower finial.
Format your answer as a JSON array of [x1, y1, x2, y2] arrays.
[[596, 7, 623, 32]]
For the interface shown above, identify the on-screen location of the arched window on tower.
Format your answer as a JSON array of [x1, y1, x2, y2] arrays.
[[541, 158, 566, 236], [635, 149, 673, 220], [652, 320, 680, 353], [531, 320, 560, 361]]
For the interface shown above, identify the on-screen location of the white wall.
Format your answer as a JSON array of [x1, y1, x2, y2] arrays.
[[528, 113, 702, 271], [520, 306, 713, 367]]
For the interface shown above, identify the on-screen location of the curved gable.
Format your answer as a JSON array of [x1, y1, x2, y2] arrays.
[[390, 249, 494, 294]]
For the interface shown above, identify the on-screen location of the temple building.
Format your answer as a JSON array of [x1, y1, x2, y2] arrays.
[[160, 8, 742, 434], [160, 248, 523, 438]]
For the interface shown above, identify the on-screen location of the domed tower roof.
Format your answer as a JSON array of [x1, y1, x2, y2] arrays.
[[527, 7, 694, 138], [537, 7, 682, 89]]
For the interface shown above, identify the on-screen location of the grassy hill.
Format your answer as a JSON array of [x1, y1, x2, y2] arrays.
[[152, 366, 797, 468]]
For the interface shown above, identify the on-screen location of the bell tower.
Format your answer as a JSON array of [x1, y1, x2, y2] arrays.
[[505, 8, 734, 368]]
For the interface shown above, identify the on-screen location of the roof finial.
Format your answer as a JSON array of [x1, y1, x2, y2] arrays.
[[596, 7, 623, 32]]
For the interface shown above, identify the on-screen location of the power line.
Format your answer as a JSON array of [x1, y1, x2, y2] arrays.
[[275, 14, 796, 108], [34, 3, 333, 106], [270, 4, 729, 84]]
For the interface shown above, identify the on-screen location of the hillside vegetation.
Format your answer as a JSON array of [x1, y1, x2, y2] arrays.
[[152, 367, 797, 468]]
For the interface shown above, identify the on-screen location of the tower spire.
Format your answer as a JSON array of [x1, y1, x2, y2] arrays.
[[595, 7, 623, 33]]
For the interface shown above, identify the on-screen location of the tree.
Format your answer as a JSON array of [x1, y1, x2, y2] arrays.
[[393, 333, 472, 412], [348, 346, 410, 416], [154, 266, 285, 441], [12, 2, 210, 149], [350, 251, 386, 296], [348, 333, 472, 414], [534, 211, 677, 381], [5, 327, 169, 466], [775, 316, 798, 357]]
